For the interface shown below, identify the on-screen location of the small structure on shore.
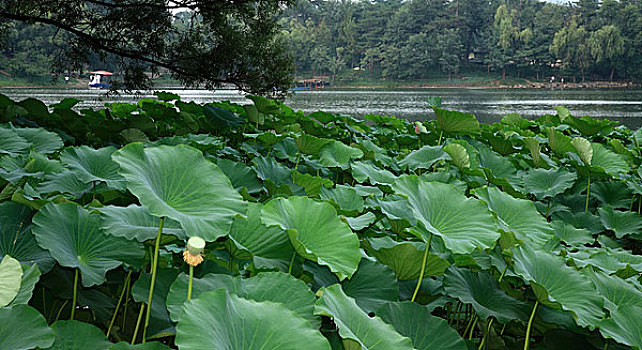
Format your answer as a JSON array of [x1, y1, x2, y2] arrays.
[[87, 70, 113, 89], [293, 76, 329, 91]]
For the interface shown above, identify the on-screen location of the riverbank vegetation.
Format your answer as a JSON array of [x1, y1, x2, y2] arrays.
[[3, 1, 642, 90], [0, 92, 641, 349], [282, 0, 642, 86]]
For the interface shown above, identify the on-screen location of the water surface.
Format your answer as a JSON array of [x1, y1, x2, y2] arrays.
[[2, 87, 641, 129]]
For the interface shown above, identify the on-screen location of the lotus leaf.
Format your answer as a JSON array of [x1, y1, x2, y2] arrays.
[[176, 289, 330, 350], [0, 202, 54, 272], [0, 304, 54, 350], [315, 284, 414, 349], [112, 143, 247, 241], [47, 320, 112, 350], [443, 266, 529, 323], [399, 145, 450, 171], [599, 305, 642, 349], [393, 176, 499, 254], [0, 255, 22, 307], [598, 206, 642, 239], [512, 246, 604, 328], [99, 205, 186, 242], [60, 146, 126, 190], [476, 186, 554, 245], [341, 259, 399, 314], [261, 196, 360, 279], [378, 302, 467, 350], [32, 202, 144, 287], [166, 272, 318, 327]]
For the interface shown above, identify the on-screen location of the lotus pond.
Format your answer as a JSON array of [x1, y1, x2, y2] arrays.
[[0, 92, 641, 350]]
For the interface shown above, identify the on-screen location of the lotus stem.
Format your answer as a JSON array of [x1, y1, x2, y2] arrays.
[[288, 252, 296, 275], [55, 300, 69, 323], [122, 273, 134, 330], [71, 269, 78, 320], [437, 130, 444, 146], [478, 318, 494, 350], [638, 196, 641, 215], [584, 176, 591, 212], [524, 300, 539, 350], [463, 311, 476, 336], [131, 303, 145, 344], [107, 270, 132, 338], [411, 233, 432, 302], [142, 217, 164, 343], [187, 265, 194, 301], [468, 316, 478, 340]]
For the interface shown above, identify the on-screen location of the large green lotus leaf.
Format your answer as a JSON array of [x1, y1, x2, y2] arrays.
[[443, 143, 470, 169], [60, 146, 126, 190], [341, 259, 399, 314], [365, 236, 450, 280], [32, 202, 144, 287], [229, 202, 293, 261], [216, 158, 262, 194], [296, 134, 333, 156], [564, 115, 614, 136], [320, 185, 365, 213], [167, 272, 319, 328], [378, 302, 467, 350], [261, 196, 361, 280], [343, 212, 376, 230], [9, 263, 40, 306], [475, 187, 553, 245], [12, 127, 63, 154], [512, 246, 604, 328], [545, 127, 574, 156], [399, 146, 450, 172], [99, 205, 186, 242], [551, 220, 594, 246], [0, 304, 54, 350], [443, 266, 529, 323], [112, 143, 247, 241], [599, 305, 642, 349], [0, 127, 30, 156], [598, 206, 642, 239], [521, 168, 577, 200], [523, 137, 544, 167], [584, 269, 642, 312], [131, 269, 178, 339], [0, 255, 22, 307], [320, 141, 364, 169], [393, 176, 499, 254], [476, 145, 520, 186], [291, 170, 334, 196], [590, 143, 628, 177], [0, 202, 54, 273], [591, 182, 632, 209], [568, 247, 642, 275], [47, 320, 112, 350], [571, 137, 593, 166], [252, 155, 293, 186], [432, 107, 480, 134], [38, 169, 92, 199], [350, 161, 397, 185], [315, 284, 414, 350], [176, 289, 330, 350]]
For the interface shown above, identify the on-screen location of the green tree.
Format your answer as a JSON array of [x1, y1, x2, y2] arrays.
[[0, 0, 294, 94], [492, 5, 520, 80], [550, 18, 591, 83], [589, 25, 625, 81]]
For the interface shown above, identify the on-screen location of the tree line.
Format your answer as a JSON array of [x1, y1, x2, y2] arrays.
[[2, 0, 642, 89], [280, 0, 642, 84]]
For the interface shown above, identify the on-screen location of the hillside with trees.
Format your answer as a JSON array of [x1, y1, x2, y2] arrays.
[[280, 0, 642, 85]]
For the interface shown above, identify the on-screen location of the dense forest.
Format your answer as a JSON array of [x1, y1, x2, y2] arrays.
[[2, 0, 642, 86], [280, 0, 642, 84]]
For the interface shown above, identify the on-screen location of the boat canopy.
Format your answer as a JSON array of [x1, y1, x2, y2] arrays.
[[87, 70, 114, 76]]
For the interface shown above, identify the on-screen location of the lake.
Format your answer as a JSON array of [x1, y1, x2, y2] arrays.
[[2, 87, 642, 130]]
